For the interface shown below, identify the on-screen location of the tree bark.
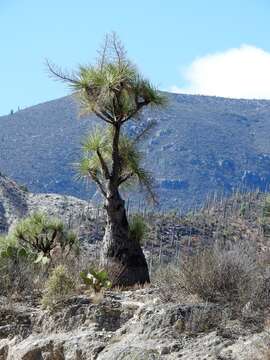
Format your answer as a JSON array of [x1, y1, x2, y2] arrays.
[[100, 189, 150, 286]]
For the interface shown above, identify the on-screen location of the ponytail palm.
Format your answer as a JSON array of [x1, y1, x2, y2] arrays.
[[48, 33, 166, 285]]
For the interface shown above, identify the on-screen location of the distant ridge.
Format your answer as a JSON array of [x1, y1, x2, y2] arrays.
[[1, 92, 270, 210]]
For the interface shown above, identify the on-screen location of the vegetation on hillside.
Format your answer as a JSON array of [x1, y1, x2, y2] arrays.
[[0, 190, 269, 331]]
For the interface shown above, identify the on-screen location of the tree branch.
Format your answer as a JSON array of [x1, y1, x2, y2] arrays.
[[118, 172, 134, 185], [88, 171, 107, 198], [46, 60, 78, 84], [93, 110, 114, 124], [97, 149, 111, 179], [121, 101, 148, 124], [132, 120, 156, 144], [111, 31, 126, 66], [98, 34, 109, 70]]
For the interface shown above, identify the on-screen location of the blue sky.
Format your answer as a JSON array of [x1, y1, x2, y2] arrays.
[[1, 0, 270, 115]]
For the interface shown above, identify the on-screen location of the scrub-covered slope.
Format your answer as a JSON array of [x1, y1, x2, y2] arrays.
[[1, 93, 270, 210]]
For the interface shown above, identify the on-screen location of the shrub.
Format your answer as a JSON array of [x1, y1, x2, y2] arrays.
[[0, 235, 29, 260], [80, 268, 111, 293], [261, 196, 270, 237], [0, 235, 41, 298], [13, 212, 78, 261], [154, 242, 259, 307], [129, 214, 149, 244], [152, 264, 188, 303], [42, 265, 75, 309], [179, 244, 258, 304]]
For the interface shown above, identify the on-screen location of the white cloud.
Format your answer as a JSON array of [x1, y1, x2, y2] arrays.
[[171, 45, 270, 99]]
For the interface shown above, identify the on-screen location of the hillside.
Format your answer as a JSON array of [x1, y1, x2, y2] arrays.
[[1, 180, 270, 359], [1, 172, 268, 267], [1, 93, 270, 210], [0, 173, 100, 244]]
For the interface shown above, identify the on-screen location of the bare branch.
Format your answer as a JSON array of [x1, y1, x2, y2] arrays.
[[88, 171, 107, 198], [118, 172, 134, 185], [141, 180, 159, 205], [46, 59, 78, 84], [98, 33, 109, 70], [100, 109, 115, 122], [111, 31, 126, 66], [93, 110, 114, 124], [121, 101, 148, 124], [132, 120, 157, 144]]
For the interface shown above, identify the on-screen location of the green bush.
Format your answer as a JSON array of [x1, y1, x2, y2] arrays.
[[80, 268, 111, 293], [13, 212, 78, 262], [129, 214, 149, 244], [42, 265, 75, 309], [0, 235, 29, 260]]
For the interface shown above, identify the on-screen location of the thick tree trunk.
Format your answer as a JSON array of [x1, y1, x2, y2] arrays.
[[100, 189, 150, 286]]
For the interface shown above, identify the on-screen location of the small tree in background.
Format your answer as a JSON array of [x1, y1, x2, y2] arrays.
[[14, 212, 77, 261], [48, 33, 166, 285]]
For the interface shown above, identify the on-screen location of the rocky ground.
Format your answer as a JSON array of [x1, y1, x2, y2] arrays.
[[1, 174, 270, 359], [0, 287, 269, 360]]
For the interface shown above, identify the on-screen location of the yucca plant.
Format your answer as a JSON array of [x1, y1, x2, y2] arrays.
[[48, 33, 166, 285], [13, 212, 78, 262]]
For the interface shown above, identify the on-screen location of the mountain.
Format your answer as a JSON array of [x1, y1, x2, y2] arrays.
[[1, 92, 270, 210]]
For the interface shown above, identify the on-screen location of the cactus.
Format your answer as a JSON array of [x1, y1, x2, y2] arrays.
[[80, 268, 111, 292]]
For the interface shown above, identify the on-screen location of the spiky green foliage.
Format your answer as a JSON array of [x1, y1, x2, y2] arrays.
[[42, 265, 75, 309], [48, 33, 166, 122], [73, 65, 166, 120], [48, 33, 166, 203], [129, 214, 149, 244], [13, 212, 78, 259], [77, 126, 156, 200]]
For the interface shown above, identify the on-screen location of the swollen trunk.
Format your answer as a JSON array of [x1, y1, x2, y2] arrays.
[[100, 191, 150, 286]]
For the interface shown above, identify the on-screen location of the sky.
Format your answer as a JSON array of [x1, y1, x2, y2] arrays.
[[0, 0, 270, 115]]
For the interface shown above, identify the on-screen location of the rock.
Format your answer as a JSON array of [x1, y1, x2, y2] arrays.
[[0, 274, 268, 359], [217, 331, 270, 360], [0, 173, 101, 243], [6, 332, 106, 360], [0, 174, 27, 233], [0, 288, 269, 360]]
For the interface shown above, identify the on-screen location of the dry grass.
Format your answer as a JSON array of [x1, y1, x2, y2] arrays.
[[180, 243, 259, 305], [153, 242, 258, 304], [153, 238, 270, 331]]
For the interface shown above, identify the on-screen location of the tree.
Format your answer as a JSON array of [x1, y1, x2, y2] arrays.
[[47, 33, 166, 285], [13, 212, 77, 260]]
